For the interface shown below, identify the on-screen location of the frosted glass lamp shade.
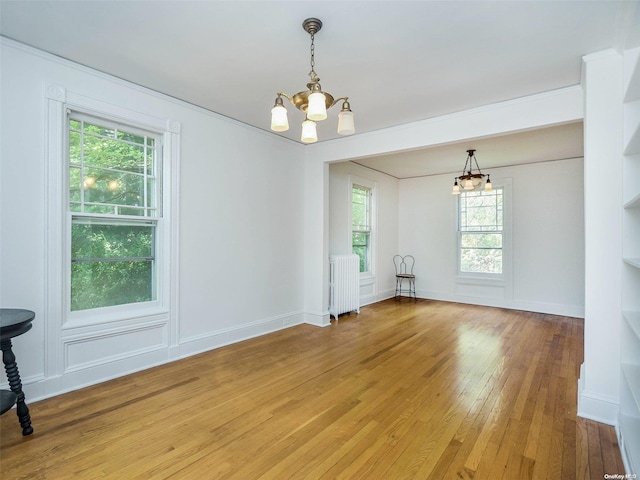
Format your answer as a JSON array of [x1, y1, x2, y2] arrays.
[[301, 119, 318, 143], [307, 92, 327, 121], [452, 181, 460, 195], [270, 104, 289, 132], [463, 178, 474, 190], [337, 110, 355, 135], [484, 177, 492, 192]]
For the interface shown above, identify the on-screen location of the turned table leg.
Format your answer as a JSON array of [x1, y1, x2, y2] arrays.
[[1, 337, 33, 436]]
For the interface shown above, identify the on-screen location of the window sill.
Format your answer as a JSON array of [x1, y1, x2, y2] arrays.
[[456, 274, 505, 287], [63, 302, 169, 331]]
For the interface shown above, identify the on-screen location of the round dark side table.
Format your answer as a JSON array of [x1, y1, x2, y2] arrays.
[[0, 308, 34, 435]]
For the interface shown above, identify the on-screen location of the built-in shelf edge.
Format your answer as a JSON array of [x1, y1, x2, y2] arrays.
[[624, 191, 640, 209], [623, 363, 640, 408], [624, 46, 640, 103], [623, 257, 640, 269], [624, 100, 640, 155], [623, 310, 640, 340]]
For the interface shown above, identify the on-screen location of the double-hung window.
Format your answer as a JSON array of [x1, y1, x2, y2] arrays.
[[68, 112, 162, 312], [352, 184, 372, 273], [458, 187, 503, 275]]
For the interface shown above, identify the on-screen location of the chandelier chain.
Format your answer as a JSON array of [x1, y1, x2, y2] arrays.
[[309, 32, 318, 81]]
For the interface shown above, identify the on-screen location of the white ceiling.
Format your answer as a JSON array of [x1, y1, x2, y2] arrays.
[[1, 0, 638, 176]]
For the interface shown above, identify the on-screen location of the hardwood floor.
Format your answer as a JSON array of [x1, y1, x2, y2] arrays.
[[0, 299, 625, 479]]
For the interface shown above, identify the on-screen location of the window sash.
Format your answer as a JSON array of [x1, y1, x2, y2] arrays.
[[352, 231, 371, 272], [352, 184, 371, 230], [69, 217, 158, 311], [459, 189, 503, 232], [68, 112, 161, 219]]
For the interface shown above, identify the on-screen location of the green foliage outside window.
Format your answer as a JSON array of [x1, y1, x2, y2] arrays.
[[352, 232, 370, 272], [71, 224, 155, 311]]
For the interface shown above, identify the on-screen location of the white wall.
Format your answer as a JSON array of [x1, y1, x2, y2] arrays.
[[328, 162, 399, 304], [0, 39, 307, 400], [398, 158, 585, 317]]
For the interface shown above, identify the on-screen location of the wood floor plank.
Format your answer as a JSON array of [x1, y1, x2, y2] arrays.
[[0, 299, 625, 479]]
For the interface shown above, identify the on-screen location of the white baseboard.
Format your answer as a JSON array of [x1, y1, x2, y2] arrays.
[[359, 290, 395, 307], [416, 289, 584, 318], [21, 347, 172, 404], [17, 310, 306, 403], [304, 310, 331, 327], [178, 310, 306, 358], [509, 299, 584, 318], [577, 365, 620, 426]]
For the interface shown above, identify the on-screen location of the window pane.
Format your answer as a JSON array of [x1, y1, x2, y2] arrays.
[[460, 247, 502, 274], [70, 116, 159, 216], [460, 233, 502, 249], [117, 130, 145, 145], [84, 122, 115, 138], [459, 189, 503, 232], [69, 131, 81, 165], [69, 166, 81, 203], [118, 206, 149, 216], [71, 223, 153, 259], [352, 231, 370, 272], [352, 202, 367, 229], [71, 260, 154, 311], [147, 177, 156, 213], [82, 170, 146, 209], [83, 134, 147, 175], [71, 222, 155, 311], [352, 185, 369, 230]]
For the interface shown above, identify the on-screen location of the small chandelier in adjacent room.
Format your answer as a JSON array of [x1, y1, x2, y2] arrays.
[[452, 149, 492, 194], [270, 18, 355, 143]]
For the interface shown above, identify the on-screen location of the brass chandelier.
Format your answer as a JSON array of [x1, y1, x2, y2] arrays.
[[270, 18, 354, 143], [452, 149, 492, 194]]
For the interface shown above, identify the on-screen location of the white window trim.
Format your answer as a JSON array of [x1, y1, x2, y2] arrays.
[[455, 177, 512, 288], [45, 85, 180, 339], [348, 175, 377, 282]]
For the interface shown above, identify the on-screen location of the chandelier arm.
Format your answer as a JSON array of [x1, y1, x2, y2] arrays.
[[472, 155, 484, 175], [276, 92, 295, 105], [329, 96, 349, 108], [461, 156, 472, 177]]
